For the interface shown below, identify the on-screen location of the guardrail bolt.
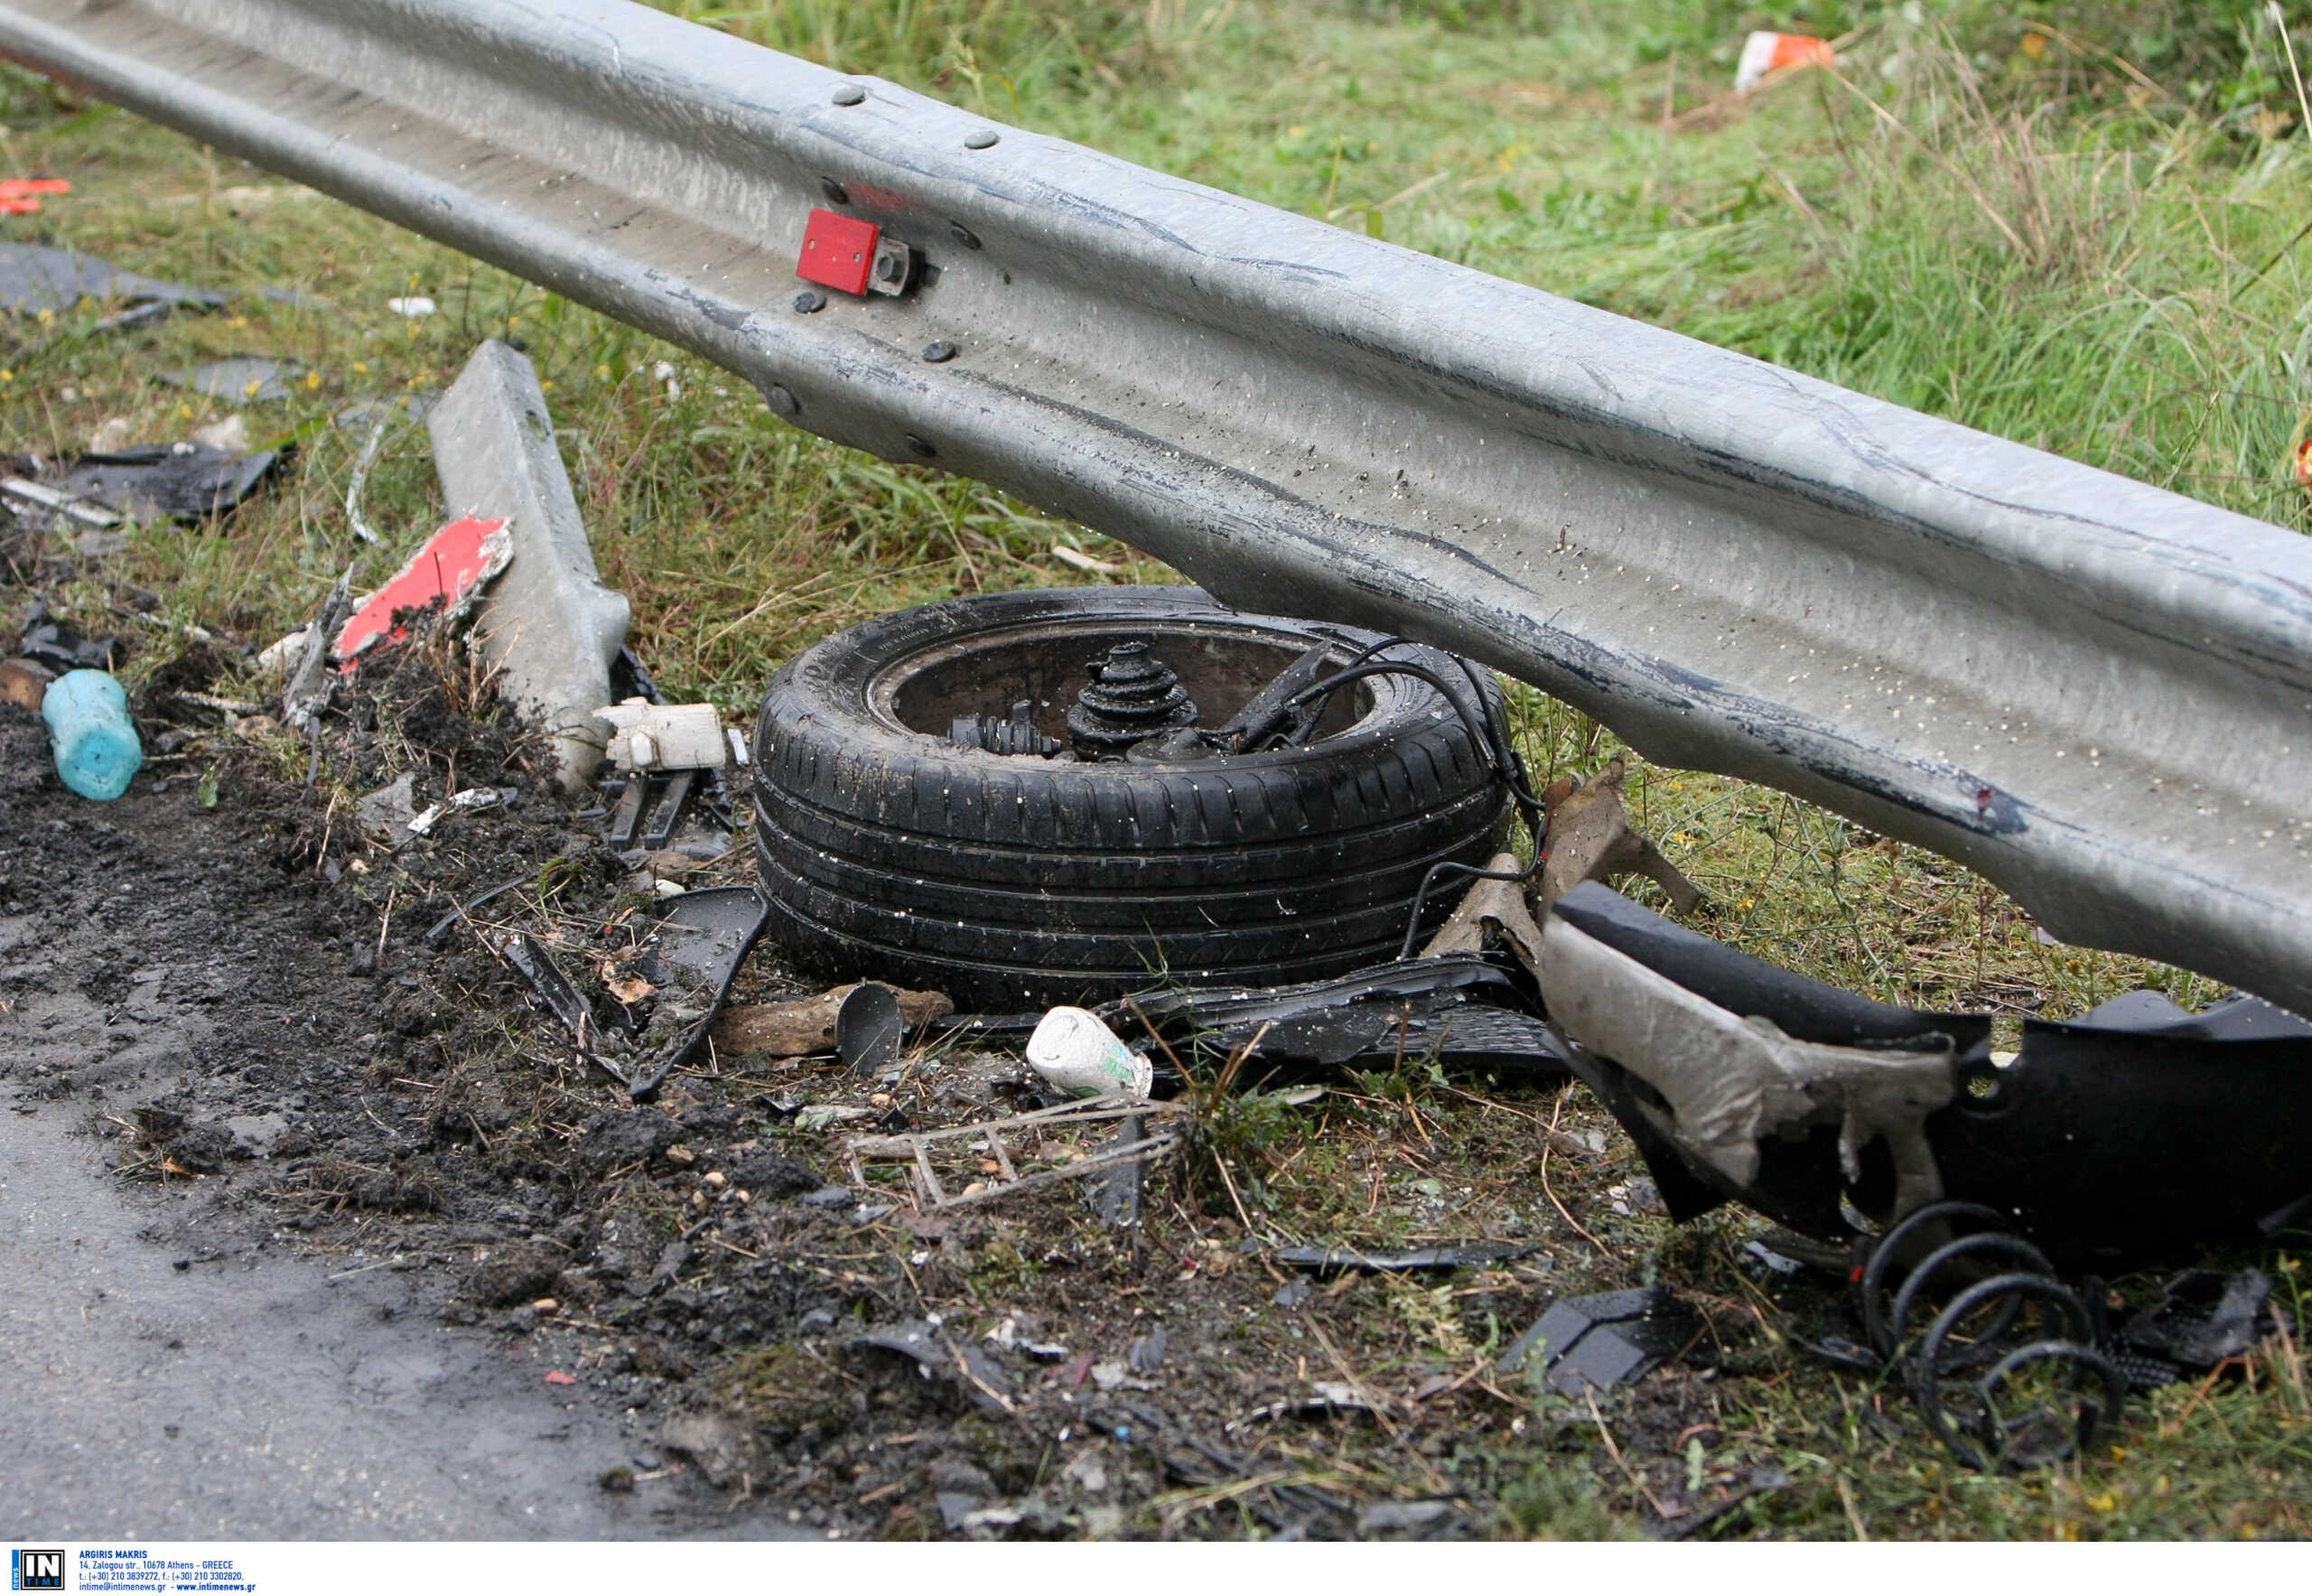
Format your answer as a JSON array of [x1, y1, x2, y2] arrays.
[[950, 222, 982, 249], [764, 385, 798, 416], [923, 341, 957, 363], [904, 434, 936, 459], [792, 290, 825, 313], [964, 129, 1000, 149], [831, 84, 866, 106], [819, 177, 849, 205]]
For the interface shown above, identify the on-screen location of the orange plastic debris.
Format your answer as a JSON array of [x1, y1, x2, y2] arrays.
[[1735, 32, 1836, 92], [2295, 436, 2312, 491], [0, 177, 70, 215]]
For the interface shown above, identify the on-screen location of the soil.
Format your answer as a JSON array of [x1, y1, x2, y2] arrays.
[[0, 608, 1804, 1543]]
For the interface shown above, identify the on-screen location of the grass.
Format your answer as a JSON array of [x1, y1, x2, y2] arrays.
[[3, 0, 2308, 1540]]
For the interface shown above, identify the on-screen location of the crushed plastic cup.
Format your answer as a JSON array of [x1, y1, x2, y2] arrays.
[[1025, 1006, 1152, 1100]]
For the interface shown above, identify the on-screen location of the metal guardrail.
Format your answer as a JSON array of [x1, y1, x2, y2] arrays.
[[4, 0, 2308, 1013]]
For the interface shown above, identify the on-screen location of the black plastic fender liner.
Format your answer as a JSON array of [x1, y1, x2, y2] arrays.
[[751, 587, 1510, 1011], [1541, 882, 2312, 1270]]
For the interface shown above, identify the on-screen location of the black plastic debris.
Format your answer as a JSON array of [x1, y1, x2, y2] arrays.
[[59, 444, 277, 525], [1114, 953, 1565, 1083], [19, 594, 117, 671], [624, 886, 770, 1097], [835, 981, 905, 1077], [2112, 1270, 2276, 1388], [853, 1320, 1013, 1415], [1496, 1288, 1700, 1396], [162, 356, 303, 404], [497, 887, 766, 1100], [1542, 882, 2312, 1270], [0, 244, 229, 333], [499, 932, 597, 1046], [1275, 1242, 1534, 1275]]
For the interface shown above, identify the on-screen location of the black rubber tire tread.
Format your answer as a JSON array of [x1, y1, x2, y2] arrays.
[[751, 586, 1507, 1010], [751, 784, 1503, 922], [754, 845, 1437, 970], [759, 891, 1424, 1011]]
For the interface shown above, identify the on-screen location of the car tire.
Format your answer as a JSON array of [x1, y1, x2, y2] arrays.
[[750, 585, 1509, 1011]]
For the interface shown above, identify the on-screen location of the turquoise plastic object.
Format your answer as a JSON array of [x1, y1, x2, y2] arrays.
[[42, 667, 143, 800]]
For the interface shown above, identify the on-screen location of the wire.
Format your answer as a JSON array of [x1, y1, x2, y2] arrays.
[[1395, 857, 1538, 960]]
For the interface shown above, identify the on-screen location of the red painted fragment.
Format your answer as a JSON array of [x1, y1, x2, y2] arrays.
[[0, 177, 70, 214], [797, 207, 879, 296], [544, 1369, 578, 1386], [335, 515, 510, 664]]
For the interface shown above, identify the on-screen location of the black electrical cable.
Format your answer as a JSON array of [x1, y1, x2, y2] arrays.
[[1281, 657, 1546, 818], [1395, 857, 1538, 960], [1268, 640, 1551, 959]]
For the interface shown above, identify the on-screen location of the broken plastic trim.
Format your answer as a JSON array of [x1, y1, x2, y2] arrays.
[[1536, 882, 2312, 1269]]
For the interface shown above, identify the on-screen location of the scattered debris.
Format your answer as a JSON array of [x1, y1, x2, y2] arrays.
[[713, 983, 956, 1059], [42, 667, 142, 799], [386, 294, 436, 318], [8, 444, 278, 527], [1496, 1288, 1701, 1395], [844, 1097, 1188, 1212], [281, 572, 354, 737], [1025, 1006, 1151, 1099], [429, 340, 630, 787], [0, 242, 228, 332], [495, 886, 767, 1099], [1274, 1243, 1535, 1275], [853, 1320, 1015, 1415], [333, 516, 510, 664]]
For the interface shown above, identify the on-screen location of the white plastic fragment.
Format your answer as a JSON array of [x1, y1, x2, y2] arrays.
[[2, 477, 119, 527], [1025, 1006, 1151, 1100], [595, 699, 727, 772], [387, 295, 436, 317], [725, 725, 750, 768]]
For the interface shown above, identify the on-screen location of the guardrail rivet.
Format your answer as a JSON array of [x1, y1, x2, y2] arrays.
[[950, 222, 981, 249], [963, 129, 999, 149], [792, 290, 825, 313], [923, 341, 957, 363], [831, 84, 866, 106], [904, 434, 937, 459], [819, 177, 849, 205], [764, 385, 798, 416]]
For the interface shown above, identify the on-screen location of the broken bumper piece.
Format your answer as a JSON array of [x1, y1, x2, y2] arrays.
[[1536, 882, 2312, 1270]]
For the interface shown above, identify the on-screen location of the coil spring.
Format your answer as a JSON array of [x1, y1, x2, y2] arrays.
[[1853, 1199, 2129, 1473]]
